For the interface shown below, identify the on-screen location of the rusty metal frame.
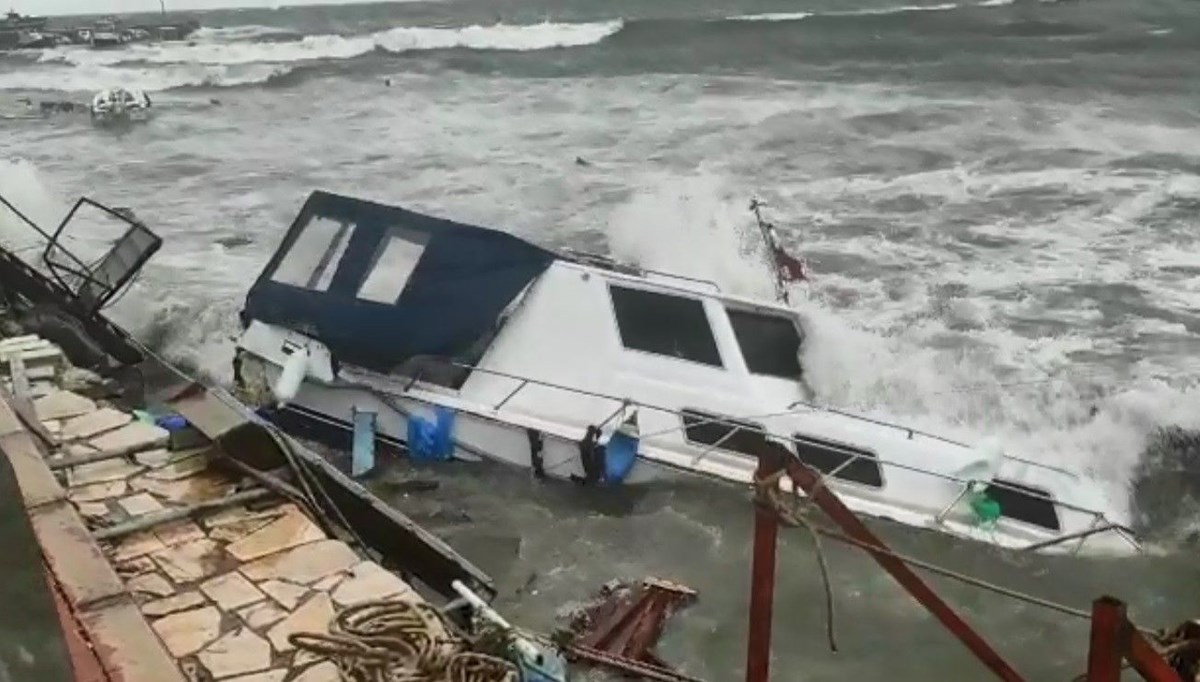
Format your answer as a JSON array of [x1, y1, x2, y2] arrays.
[[1088, 597, 1183, 682]]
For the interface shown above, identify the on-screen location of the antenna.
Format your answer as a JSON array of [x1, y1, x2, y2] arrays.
[[749, 197, 789, 304]]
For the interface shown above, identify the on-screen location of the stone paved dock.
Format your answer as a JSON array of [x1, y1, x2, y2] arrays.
[[1, 336, 428, 682]]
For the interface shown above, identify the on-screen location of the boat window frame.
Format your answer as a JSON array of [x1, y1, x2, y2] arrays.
[[605, 283, 725, 370], [355, 227, 429, 305], [986, 478, 1061, 532], [269, 215, 357, 292], [723, 304, 805, 379], [679, 408, 767, 455], [792, 433, 885, 489]]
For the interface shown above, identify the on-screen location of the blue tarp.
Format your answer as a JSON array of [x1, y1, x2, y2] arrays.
[[242, 191, 556, 375]]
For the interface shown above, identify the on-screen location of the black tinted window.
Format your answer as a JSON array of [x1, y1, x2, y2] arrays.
[[727, 309, 803, 378], [986, 479, 1060, 531], [610, 286, 722, 367], [793, 434, 883, 487], [682, 409, 765, 453]]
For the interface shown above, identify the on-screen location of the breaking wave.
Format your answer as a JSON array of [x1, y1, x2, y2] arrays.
[[1, 0, 1088, 94], [0, 62, 294, 93], [9, 19, 623, 92], [37, 20, 624, 68], [605, 172, 1200, 534], [729, 1, 1007, 21]]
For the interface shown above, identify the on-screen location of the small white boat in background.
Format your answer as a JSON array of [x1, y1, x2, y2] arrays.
[[232, 190, 1139, 556], [90, 88, 152, 126]]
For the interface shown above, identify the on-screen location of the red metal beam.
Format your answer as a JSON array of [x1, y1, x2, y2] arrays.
[[1087, 596, 1182, 682], [1087, 597, 1125, 682], [745, 503, 780, 682], [752, 444, 1026, 682]]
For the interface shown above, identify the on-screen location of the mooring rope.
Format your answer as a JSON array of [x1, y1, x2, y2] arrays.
[[289, 599, 518, 682], [755, 470, 839, 652]]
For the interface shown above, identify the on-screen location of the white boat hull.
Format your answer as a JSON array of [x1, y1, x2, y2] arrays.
[[235, 349, 1134, 555], [241, 354, 671, 485]]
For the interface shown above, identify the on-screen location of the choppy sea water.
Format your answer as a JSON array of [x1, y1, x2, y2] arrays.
[[2, 0, 1200, 678]]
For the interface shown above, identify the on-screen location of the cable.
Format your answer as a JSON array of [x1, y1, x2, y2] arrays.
[[800, 520, 1158, 634]]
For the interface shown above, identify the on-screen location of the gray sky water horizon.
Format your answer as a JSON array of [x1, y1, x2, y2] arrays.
[[9, 0, 386, 17]]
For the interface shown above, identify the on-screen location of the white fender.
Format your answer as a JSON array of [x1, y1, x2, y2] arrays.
[[273, 347, 310, 405]]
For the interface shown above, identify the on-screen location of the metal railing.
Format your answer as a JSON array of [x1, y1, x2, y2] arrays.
[[419, 360, 1139, 552]]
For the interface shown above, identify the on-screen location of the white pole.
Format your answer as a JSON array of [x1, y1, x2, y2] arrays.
[[450, 580, 541, 661]]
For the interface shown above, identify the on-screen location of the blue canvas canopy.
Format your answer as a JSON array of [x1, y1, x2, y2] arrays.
[[242, 191, 555, 375]]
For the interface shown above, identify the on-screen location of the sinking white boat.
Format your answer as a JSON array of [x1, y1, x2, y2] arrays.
[[233, 191, 1139, 555], [90, 87, 152, 126]]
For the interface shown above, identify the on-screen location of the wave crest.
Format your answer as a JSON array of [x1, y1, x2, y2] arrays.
[[37, 20, 623, 69]]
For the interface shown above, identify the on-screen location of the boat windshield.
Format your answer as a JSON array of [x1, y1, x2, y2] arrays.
[[724, 306, 803, 380]]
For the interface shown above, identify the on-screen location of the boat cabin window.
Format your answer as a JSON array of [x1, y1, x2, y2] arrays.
[[270, 216, 356, 292], [357, 230, 428, 304], [681, 409, 766, 453], [792, 434, 883, 488], [726, 308, 803, 379], [609, 285, 723, 367], [985, 479, 1061, 531]]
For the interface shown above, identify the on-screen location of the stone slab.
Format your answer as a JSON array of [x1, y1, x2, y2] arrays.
[[150, 605, 222, 657], [240, 540, 359, 586], [67, 458, 143, 487], [209, 515, 283, 544], [126, 572, 175, 599], [119, 492, 165, 516], [109, 531, 167, 563], [200, 571, 265, 611], [31, 500, 126, 610], [132, 471, 235, 504], [330, 562, 414, 608], [152, 538, 225, 584], [62, 408, 131, 441], [266, 593, 334, 653], [292, 661, 339, 682], [225, 505, 326, 563], [154, 520, 208, 548], [143, 591, 207, 617], [76, 501, 111, 519], [113, 555, 159, 577], [257, 579, 308, 611], [33, 390, 96, 422], [134, 448, 174, 467], [146, 453, 209, 481], [203, 505, 287, 529], [311, 574, 345, 592], [235, 601, 287, 630], [90, 421, 169, 457], [81, 598, 188, 682], [68, 479, 127, 502], [198, 627, 272, 679], [41, 419, 61, 438]]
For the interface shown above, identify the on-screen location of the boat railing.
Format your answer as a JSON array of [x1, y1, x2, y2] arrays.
[[444, 360, 1138, 551], [555, 250, 723, 293]]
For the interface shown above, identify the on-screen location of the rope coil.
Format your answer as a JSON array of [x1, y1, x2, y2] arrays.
[[289, 599, 518, 682]]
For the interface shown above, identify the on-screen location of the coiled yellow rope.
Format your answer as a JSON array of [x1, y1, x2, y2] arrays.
[[289, 599, 518, 682]]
